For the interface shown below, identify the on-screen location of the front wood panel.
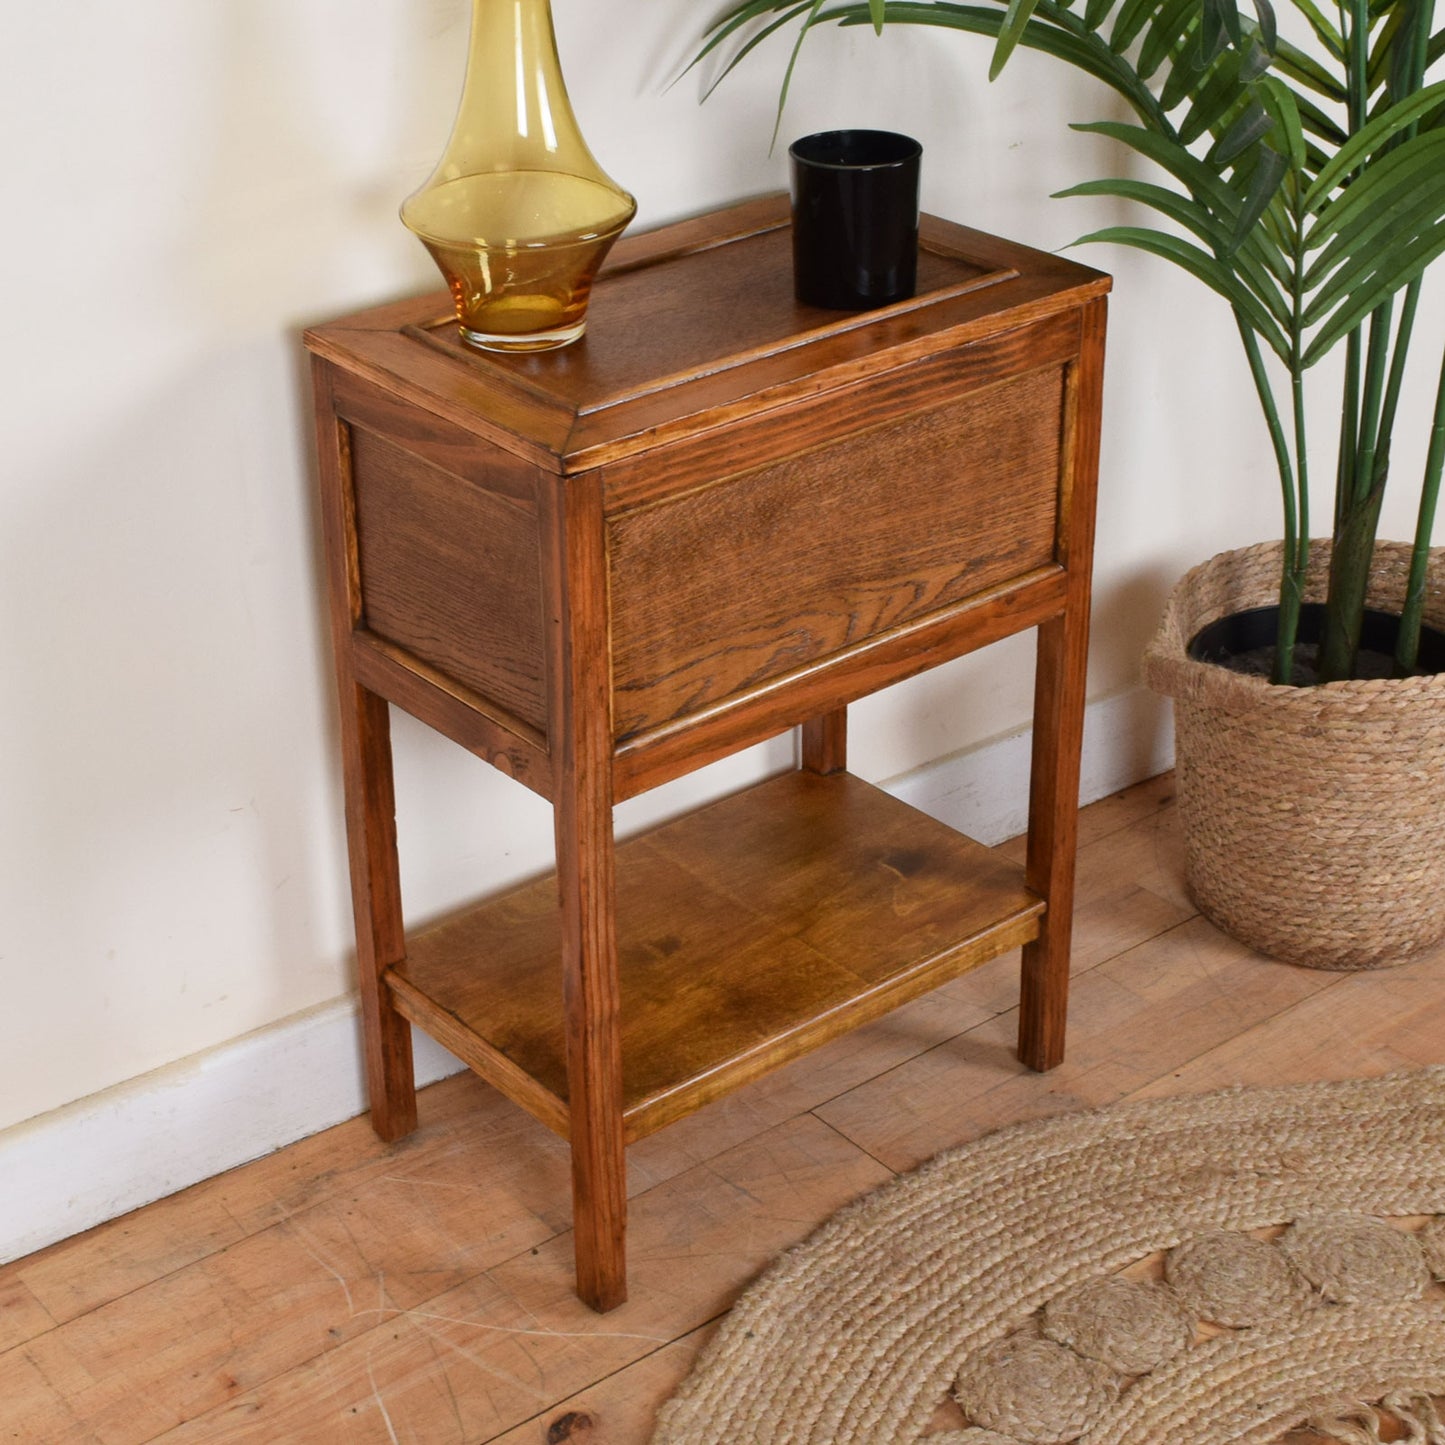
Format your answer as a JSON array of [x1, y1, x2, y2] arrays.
[[350, 427, 548, 731], [608, 363, 1067, 739]]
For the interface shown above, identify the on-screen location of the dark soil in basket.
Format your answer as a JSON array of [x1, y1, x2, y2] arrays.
[[1188, 604, 1445, 687]]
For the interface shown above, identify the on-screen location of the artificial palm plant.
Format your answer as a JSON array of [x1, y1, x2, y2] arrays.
[[698, 0, 1445, 685]]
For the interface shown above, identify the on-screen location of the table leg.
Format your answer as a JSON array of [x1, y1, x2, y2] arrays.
[[1018, 608, 1088, 1072], [801, 707, 848, 775], [1019, 295, 1104, 1071], [544, 476, 628, 1312], [555, 778, 628, 1313], [312, 359, 417, 1142], [337, 682, 418, 1141]]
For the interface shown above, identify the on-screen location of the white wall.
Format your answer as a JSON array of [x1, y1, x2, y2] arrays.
[[0, 4, 1438, 1149]]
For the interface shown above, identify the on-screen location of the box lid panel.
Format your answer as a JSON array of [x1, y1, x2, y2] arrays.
[[307, 195, 1108, 472]]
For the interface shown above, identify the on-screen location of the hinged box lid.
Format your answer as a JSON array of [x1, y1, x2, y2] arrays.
[[305, 194, 1109, 474]]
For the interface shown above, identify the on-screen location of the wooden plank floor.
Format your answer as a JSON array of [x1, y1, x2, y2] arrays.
[[3, 772, 1443, 1444]]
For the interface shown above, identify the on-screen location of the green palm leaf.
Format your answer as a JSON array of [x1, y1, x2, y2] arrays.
[[1057, 176, 1291, 316], [990, 0, 1047, 76], [1204, 0, 1246, 51], [1288, 0, 1344, 58], [1304, 167, 1445, 294], [1074, 224, 1291, 356], [694, 0, 819, 98], [1208, 98, 1275, 163], [1160, 20, 1217, 111], [1305, 79, 1445, 206], [1259, 73, 1307, 169], [1073, 119, 1247, 219], [1230, 142, 1291, 248], [1267, 34, 1350, 101], [1109, 0, 1162, 55], [1304, 129, 1445, 252], [1139, 0, 1205, 79], [1303, 219, 1445, 363], [689, 0, 808, 73], [833, 4, 1165, 118], [1177, 46, 1253, 141], [773, 0, 830, 135], [1249, 0, 1278, 53], [1303, 173, 1445, 311]]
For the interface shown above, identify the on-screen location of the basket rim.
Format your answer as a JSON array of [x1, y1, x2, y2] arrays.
[[1143, 539, 1445, 715]]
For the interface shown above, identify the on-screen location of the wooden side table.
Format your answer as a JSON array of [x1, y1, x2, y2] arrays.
[[305, 195, 1109, 1311]]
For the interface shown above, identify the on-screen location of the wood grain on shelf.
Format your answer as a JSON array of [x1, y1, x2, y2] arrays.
[[390, 772, 1042, 1144]]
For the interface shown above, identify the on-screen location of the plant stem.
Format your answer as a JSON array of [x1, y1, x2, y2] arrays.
[[1347, 0, 1368, 131], [1352, 301, 1394, 509], [1395, 347, 1445, 672], [1317, 0, 1382, 682], [1336, 331, 1361, 530], [1376, 279, 1423, 456], [1238, 315, 1303, 682], [1321, 482, 1387, 680], [1364, 0, 1430, 505]]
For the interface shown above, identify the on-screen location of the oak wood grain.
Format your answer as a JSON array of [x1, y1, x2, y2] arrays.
[[414, 219, 1003, 420], [311, 359, 417, 1141], [0, 1278, 53, 1355], [801, 708, 847, 774], [350, 631, 551, 797], [305, 196, 1108, 475], [541, 470, 629, 1313], [611, 566, 1068, 801], [1018, 297, 1107, 1071], [135, 1115, 889, 1445], [815, 915, 1341, 1174], [608, 366, 1066, 738], [331, 368, 537, 506], [304, 201, 1111, 1310], [596, 309, 1081, 512], [488, 1325, 716, 1445], [391, 772, 1041, 1143], [350, 425, 548, 731]]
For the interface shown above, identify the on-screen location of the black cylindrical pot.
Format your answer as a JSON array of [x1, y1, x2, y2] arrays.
[[1188, 603, 1445, 680], [789, 130, 921, 310]]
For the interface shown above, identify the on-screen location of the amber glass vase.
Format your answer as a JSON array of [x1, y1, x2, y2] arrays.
[[401, 0, 636, 353]]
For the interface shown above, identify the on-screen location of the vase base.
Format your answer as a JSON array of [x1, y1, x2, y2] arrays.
[[458, 319, 586, 354]]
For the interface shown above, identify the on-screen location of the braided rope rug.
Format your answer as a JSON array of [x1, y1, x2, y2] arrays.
[[652, 1070, 1445, 1445]]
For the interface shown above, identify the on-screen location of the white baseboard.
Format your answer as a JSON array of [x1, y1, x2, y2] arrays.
[[0, 685, 1172, 1267], [885, 685, 1175, 846], [0, 1009, 466, 1267]]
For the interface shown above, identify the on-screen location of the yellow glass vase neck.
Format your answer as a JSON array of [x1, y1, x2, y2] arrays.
[[440, 0, 604, 181]]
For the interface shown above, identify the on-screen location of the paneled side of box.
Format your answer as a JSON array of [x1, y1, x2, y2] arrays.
[[343, 408, 549, 736]]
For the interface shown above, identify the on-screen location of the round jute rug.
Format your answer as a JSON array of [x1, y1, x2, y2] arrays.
[[652, 1070, 1445, 1445]]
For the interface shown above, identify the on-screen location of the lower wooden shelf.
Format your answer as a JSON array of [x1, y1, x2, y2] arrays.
[[387, 770, 1043, 1143]]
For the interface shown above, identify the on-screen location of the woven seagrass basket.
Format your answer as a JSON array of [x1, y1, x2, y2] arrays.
[[1142, 539, 1445, 970]]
